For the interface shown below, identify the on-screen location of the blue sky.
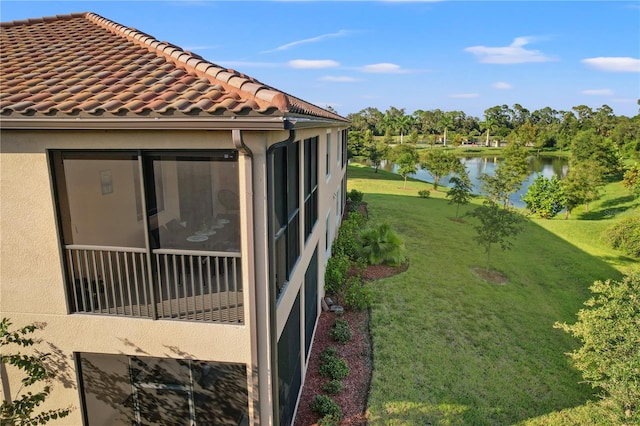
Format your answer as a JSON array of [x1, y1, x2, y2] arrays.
[[2, 1, 639, 118]]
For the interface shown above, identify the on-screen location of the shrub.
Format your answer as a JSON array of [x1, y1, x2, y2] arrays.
[[318, 415, 340, 426], [343, 276, 373, 311], [329, 318, 352, 344], [554, 273, 640, 423], [418, 189, 431, 199], [311, 395, 342, 419], [604, 216, 640, 258], [319, 357, 350, 380], [324, 252, 351, 295], [359, 222, 405, 266], [322, 379, 345, 395], [320, 346, 339, 363]]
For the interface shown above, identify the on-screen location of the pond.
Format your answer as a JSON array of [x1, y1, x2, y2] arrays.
[[379, 155, 569, 208]]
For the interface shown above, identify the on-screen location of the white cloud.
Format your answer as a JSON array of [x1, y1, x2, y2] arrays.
[[449, 93, 479, 99], [581, 89, 613, 96], [320, 76, 359, 82], [581, 57, 640, 72], [217, 61, 282, 68], [183, 45, 219, 52], [289, 59, 340, 69], [465, 36, 555, 64], [360, 63, 406, 73], [263, 30, 351, 53], [493, 81, 512, 89]]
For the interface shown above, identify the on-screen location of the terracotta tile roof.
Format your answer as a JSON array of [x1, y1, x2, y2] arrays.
[[0, 12, 347, 125]]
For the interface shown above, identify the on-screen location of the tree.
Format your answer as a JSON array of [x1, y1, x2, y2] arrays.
[[554, 272, 640, 423], [522, 175, 565, 219], [396, 152, 418, 189], [467, 200, 524, 271], [623, 165, 640, 197], [571, 129, 623, 177], [420, 149, 461, 190], [390, 144, 419, 189], [563, 160, 606, 213], [446, 170, 473, 218], [1, 318, 71, 424], [366, 140, 389, 173]]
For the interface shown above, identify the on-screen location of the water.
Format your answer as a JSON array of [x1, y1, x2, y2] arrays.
[[380, 155, 569, 208]]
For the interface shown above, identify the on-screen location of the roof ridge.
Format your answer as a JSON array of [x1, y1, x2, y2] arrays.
[[83, 12, 291, 112], [0, 12, 87, 28]]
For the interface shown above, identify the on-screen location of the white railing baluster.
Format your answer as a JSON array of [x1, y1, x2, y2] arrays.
[[65, 245, 241, 323]]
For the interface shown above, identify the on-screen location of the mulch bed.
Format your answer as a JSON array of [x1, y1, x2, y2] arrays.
[[293, 261, 407, 426]]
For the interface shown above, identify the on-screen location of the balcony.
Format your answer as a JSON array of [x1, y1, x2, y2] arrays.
[[52, 150, 243, 324], [66, 245, 243, 323]]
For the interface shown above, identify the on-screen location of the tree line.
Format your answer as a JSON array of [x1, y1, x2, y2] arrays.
[[346, 102, 640, 157]]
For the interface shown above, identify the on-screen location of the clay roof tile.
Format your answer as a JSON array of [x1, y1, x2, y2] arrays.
[[0, 12, 348, 123]]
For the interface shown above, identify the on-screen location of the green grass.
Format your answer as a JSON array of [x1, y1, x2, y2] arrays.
[[347, 164, 636, 425]]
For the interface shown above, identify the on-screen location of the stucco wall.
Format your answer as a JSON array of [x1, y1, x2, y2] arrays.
[[0, 129, 258, 424]]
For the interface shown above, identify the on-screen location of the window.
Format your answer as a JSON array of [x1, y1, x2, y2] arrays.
[[325, 212, 331, 258], [337, 130, 342, 166], [78, 353, 248, 425], [270, 142, 300, 300], [51, 150, 243, 322], [304, 137, 318, 241], [277, 292, 301, 426], [304, 247, 319, 359], [341, 129, 348, 168], [325, 131, 331, 178]]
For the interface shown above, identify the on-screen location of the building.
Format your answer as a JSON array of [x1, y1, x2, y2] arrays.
[[0, 12, 349, 425]]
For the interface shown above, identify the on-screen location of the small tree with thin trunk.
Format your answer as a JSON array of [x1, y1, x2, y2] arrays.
[[467, 200, 524, 271], [446, 170, 473, 218]]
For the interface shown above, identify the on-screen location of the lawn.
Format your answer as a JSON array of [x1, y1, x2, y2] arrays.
[[347, 164, 636, 425]]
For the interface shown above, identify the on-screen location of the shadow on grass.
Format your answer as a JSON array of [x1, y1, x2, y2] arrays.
[[349, 165, 626, 425], [578, 195, 639, 220]]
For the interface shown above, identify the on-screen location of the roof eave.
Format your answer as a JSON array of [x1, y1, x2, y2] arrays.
[[0, 116, 290, 131], [0, 113, 350, 131]]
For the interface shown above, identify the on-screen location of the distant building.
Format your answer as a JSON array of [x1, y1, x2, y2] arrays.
[[1, 12, 348, 425]]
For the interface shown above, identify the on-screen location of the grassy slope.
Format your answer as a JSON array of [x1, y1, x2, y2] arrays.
[[347, 164, 637, 425]]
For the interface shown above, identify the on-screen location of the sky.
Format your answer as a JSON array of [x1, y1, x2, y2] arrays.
[[1, 1, 639, 119]]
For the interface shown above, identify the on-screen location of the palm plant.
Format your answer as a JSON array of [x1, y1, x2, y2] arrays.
[[359, 223, 405, 266]]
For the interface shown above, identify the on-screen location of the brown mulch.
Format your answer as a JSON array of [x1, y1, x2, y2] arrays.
[[293, 262, 407, 426], [471, 266, 509, 285]]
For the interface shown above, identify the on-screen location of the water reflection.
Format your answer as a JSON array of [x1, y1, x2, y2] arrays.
[[378, 155, 569, 208]]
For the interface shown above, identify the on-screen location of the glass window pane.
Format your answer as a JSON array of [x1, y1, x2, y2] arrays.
[[287, 143, 299, 215], [278, 293, 301, 426], [57, 153, 145, 248], [79, 353, 248, 426], [151, 154, 240, 252]]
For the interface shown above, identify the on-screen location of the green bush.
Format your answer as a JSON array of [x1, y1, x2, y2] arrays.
[[418, 189, 431, 199], [329, 318, 352, 344], [324, 252, 351, 295], [604, 216, 640, 258], [311, 395, 342, 419], [320, 346, 339, 363], [318, 414, 340, 426], [347, 189, 364, 204], [343, 276, 373, 311], [319, 357, 350, 380], [322, 379, 345, 395], [359, 222, 405, 266]]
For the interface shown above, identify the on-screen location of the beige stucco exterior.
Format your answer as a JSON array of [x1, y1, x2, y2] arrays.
[[1, 124, 347, 425]]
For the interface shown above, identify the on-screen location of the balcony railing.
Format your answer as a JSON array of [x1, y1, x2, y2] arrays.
[[65, 245, 243, 324]]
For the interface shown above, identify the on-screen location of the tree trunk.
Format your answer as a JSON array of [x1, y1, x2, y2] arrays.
[[486, 244, 492, 272], [455, 203, 460, 218]]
